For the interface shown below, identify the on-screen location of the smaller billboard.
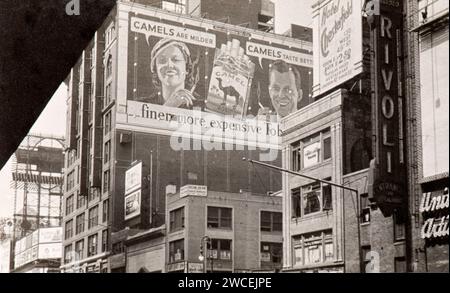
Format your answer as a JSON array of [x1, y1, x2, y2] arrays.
[[39, 227, 63, 243], [312, 0, 363, 96], [38, 243, 62, 259], [125, 162, 142, 194], [125, 190, 141, 220]]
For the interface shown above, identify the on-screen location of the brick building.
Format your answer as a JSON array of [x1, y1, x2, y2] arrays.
[[404, 0, 449, 272], [60, 0, 311, 273], [165, 188, 282, 273]]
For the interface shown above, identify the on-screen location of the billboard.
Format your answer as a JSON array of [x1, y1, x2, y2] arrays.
[[125, 190, 141, 220], [38, 243, 62, 259], [125, 161, 142, 194], [38, 227, 63, 243], [312, 0, 363, 97], [116, 3, 313, 149]]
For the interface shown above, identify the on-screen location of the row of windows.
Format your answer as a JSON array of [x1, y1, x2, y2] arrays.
[[169, 207, 282, 233], [64, 200, 109, 240], [168, 238, 282, 265], [64, 230, 108, 264]]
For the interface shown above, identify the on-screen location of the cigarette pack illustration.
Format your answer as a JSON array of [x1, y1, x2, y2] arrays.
[[206, 39, 255, 118]]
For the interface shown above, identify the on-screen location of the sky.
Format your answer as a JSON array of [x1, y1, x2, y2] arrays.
[[0, 0, 313, 218]]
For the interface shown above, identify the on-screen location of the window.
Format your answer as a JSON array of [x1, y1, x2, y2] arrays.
[[76, 213, 85, 235], [104, 140, 111, 164], [362, 245, 372, 273], [88, 234, 98, 257], [292, 188, 301, 218], [75, 239, 84, 260], [261, 242, 282, 263], [104, 82, 112, 108], [293, 230, 333, 266], [291, 179, 333, 218], [102, 199, 109, 223], [88, 206, 99, 229], [104, 111, 111, 135], [291, 129, 332, 171], [260, 211, 282, 232], [103, 170, 110, 194], [112, 242, 124, 254], [65, 220, 73, 240], [360, 193, 371, 223], [64, 244, 73, 264], [169, 239, 184, 263], [393, 209, 406, 241], [394, 257, 406, 273], [66, 170, 75, 192], [210, 239, 232, 261], [292, 142, 302, 172], [102, 229, 109, 252], [65, 195, 74, 216], [77, 192, 86, 209], [207, 207, 232, 229], [88, 187, 100, 203], [303, 182, 321, 215], [106, 56, 112, 79], [169, 207, 185, 232]]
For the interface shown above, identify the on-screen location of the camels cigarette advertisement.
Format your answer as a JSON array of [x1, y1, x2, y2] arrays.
[[117, 7, 313, 146]]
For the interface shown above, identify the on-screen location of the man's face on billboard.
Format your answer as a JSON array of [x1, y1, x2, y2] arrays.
[[155, 45, 187, 89], [269, 70, 299, 117]]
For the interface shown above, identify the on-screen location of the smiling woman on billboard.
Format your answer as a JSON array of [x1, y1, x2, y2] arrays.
[[148, 38, 201, 109]]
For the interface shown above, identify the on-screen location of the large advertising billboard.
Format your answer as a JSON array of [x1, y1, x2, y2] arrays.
[[116, 3, 313, 149], [312, 0, 363, 97]]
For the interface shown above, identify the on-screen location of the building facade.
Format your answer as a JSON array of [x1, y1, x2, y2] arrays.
[[61, 0, 312, 273], [165, 188, 282, 273], [405, 0, 449, 273]]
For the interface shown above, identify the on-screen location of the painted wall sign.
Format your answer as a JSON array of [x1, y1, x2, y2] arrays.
[[420, 187, 449, 239]]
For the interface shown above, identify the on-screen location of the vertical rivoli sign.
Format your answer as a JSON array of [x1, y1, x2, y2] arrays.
[[371, 0, 406, 213]]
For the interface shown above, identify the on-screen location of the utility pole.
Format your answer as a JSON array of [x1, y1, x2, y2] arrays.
[[242, 157, 364, 273]]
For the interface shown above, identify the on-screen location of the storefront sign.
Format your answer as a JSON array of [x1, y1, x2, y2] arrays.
[[420, 188, 449, 239], [180, 185, 207, 198], [370, 0, 406, 213], [167, 261, 186, 272], [187, 262, 204, 273]]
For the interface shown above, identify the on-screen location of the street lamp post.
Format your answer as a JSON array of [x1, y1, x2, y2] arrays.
[[198, 236, 212, 273], [242, 157, 364, 273]]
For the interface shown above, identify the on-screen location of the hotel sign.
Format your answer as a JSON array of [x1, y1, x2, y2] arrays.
[[371, 0, 406, 213], [420, 188, 449, 239]]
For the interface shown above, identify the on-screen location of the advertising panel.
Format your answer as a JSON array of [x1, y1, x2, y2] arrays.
[[38, 227, 63, 243], [125, 161, 142, 194], [312, 0, 363, 97], [116, 4, 313, 149], [38, 243, 62, 259], [125, 189, 141, 220]]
